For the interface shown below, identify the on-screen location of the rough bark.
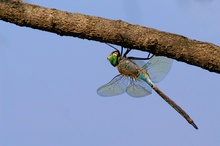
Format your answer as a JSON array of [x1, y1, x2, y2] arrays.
[[1, 1, 220, 73]]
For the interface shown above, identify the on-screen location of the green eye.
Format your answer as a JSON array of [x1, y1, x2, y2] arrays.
[[107, 51, 119, 67]]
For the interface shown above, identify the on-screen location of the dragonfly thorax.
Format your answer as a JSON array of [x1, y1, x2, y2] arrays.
[[117, 58, 141, 77]]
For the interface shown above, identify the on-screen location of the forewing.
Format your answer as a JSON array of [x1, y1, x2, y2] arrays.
[[132, 60, 146, 68], [142, 56, 173, 83], [126, 78, 152, 97], [97, 75, 129, 97]]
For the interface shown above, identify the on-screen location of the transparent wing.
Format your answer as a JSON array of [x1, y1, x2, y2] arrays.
[[126, 78, 152, 97], [132, 60, 146, 68], [97, 74, 129, 97], [142, 56, 173, 83]]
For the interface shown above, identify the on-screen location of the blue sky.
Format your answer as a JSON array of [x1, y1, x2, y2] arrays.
[[1, 0, 220, 146]]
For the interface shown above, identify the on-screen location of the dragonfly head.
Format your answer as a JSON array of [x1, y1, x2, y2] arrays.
[[107, 51, 120, 67]]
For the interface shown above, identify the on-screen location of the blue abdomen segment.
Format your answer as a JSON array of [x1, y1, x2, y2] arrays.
[[138, 73, 154, 88]]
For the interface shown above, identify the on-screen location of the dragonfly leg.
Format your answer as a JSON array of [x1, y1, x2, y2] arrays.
[[128, 53, 153, 60], [123, 48, 131, 57], [106, 43, 125, 57], [106, 43, 119, 52], [147, 53, 153, 59], [105, 43, 153, 61]]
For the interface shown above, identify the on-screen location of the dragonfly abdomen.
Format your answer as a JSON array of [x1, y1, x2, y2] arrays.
[[138, 71, 154, 88]]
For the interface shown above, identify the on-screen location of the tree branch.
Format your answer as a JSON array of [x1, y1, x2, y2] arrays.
[[1, 1, 220, 73]]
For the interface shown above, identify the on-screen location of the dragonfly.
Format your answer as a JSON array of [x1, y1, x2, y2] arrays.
[[97, 44, 198, 129]]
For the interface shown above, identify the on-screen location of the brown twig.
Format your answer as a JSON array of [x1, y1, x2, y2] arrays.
[[0, 1, 220, 73]]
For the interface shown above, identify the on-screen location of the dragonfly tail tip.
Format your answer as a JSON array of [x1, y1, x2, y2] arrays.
[[191, 122, 198, 130]]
